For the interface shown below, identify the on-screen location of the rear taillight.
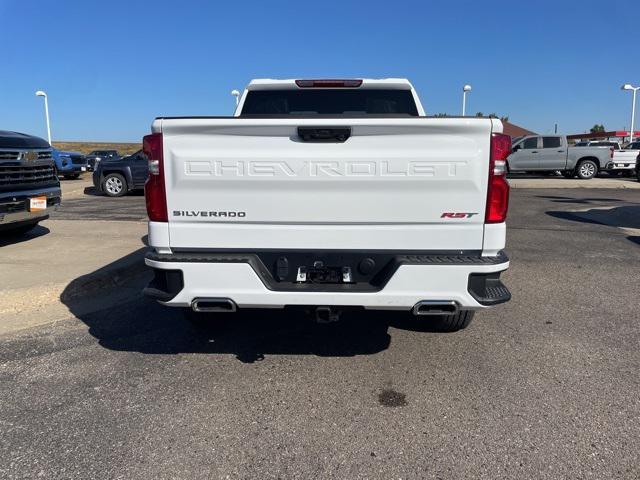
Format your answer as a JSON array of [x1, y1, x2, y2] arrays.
[[295, 79, 363, 88], [143, 133, 167, 222], [486, 133, 511, 223]]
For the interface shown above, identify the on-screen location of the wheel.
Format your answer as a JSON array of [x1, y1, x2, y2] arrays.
[[64, 173, 80, 180], [1, 220, 39, 236], [102, 173, 127, 197], [561, 170, 575, 178], [576, 159, 597, 179], [431, 310, 474, 332]]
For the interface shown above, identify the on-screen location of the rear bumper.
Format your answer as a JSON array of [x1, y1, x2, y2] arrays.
[[58, 164, 87, 174], [605, 161, 636, 170], [144, 250, 510, 310], [0, 186, 61, 228]]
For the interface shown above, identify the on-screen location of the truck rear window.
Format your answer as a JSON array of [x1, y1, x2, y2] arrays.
[[241, 89, 419, 116]]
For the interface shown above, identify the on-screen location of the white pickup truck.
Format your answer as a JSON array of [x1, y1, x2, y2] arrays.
[[610, 141, 640, 174], [575, 140, 639, 174], [142, 79, 511, 331]]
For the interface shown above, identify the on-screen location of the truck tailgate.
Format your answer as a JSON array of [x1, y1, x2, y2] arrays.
[[158, 117, 495, 251]]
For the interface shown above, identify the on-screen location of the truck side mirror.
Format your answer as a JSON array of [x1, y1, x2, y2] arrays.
[[512, 144, 521, 152]]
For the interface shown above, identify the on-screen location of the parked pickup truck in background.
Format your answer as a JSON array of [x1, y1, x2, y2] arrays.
[[86, 150, 120, 171], [92, 149, 148, 197], [52, 149, 87, 179], [508, 135, 612, 179], [0, 130, 61, 234], [608, 141, 640, 175], [142, 78, 512, 332], [575, 140, 621, 150]]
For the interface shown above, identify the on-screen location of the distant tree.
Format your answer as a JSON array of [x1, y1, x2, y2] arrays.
[[590, 124, 605, 133], [475, 112, 509, 122]]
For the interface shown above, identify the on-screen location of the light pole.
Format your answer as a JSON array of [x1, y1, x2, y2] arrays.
[[621, 84, 639, 143], [35, 90, 52, 144], [462, 84, 472, 116], [231, 89, 240, 108]]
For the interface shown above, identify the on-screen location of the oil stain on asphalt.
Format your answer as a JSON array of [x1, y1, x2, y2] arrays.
[[378, 388, 407, 407]]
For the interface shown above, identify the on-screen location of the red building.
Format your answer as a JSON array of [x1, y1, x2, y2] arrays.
[[567, 131, 640, 143], [501, 121, 536, 138]]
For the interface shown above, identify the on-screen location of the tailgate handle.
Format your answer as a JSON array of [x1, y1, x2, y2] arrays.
[[297, 127, 351, 143]]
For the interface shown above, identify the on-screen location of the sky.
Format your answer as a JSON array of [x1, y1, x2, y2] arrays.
[[0, 0, 638, 142]]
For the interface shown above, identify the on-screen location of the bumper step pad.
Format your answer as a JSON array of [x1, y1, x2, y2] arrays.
[[467, 272, 511, 306]]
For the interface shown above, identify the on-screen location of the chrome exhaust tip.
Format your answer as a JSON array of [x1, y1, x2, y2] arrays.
[[412, 300, 459, 316], [192, 298, 237, 313]]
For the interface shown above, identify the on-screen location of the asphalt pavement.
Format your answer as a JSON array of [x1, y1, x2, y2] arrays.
[[1, 183, 639, 479]]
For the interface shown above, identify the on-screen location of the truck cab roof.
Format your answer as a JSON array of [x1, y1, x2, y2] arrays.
[[237, 78, 426, 116], [246, 78, 415, 90]]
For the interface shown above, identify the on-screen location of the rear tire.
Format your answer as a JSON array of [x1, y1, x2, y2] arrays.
[[64, 173, 80, 180], [576, 159, 598, 179], [431, 310, 474, 332], [102, 173, 127, 197]]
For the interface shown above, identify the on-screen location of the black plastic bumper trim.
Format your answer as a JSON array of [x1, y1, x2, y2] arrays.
[[467, 271, 511, 306], [143, 268, 184, 302]]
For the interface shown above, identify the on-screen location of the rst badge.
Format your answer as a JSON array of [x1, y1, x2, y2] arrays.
[[441, 212, 478, 219]]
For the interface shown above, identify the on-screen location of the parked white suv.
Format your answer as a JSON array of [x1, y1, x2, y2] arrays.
[[142, 79, 511, 331]]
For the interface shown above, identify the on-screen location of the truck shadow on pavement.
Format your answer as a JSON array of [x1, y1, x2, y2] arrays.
[[60, 250, 448, 362], [83, 186, 144, 197], [79, 302, 402, 363], [536, 195, 625, 204], [0, 224, 50, 247], [546, 205, 640, 246]]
